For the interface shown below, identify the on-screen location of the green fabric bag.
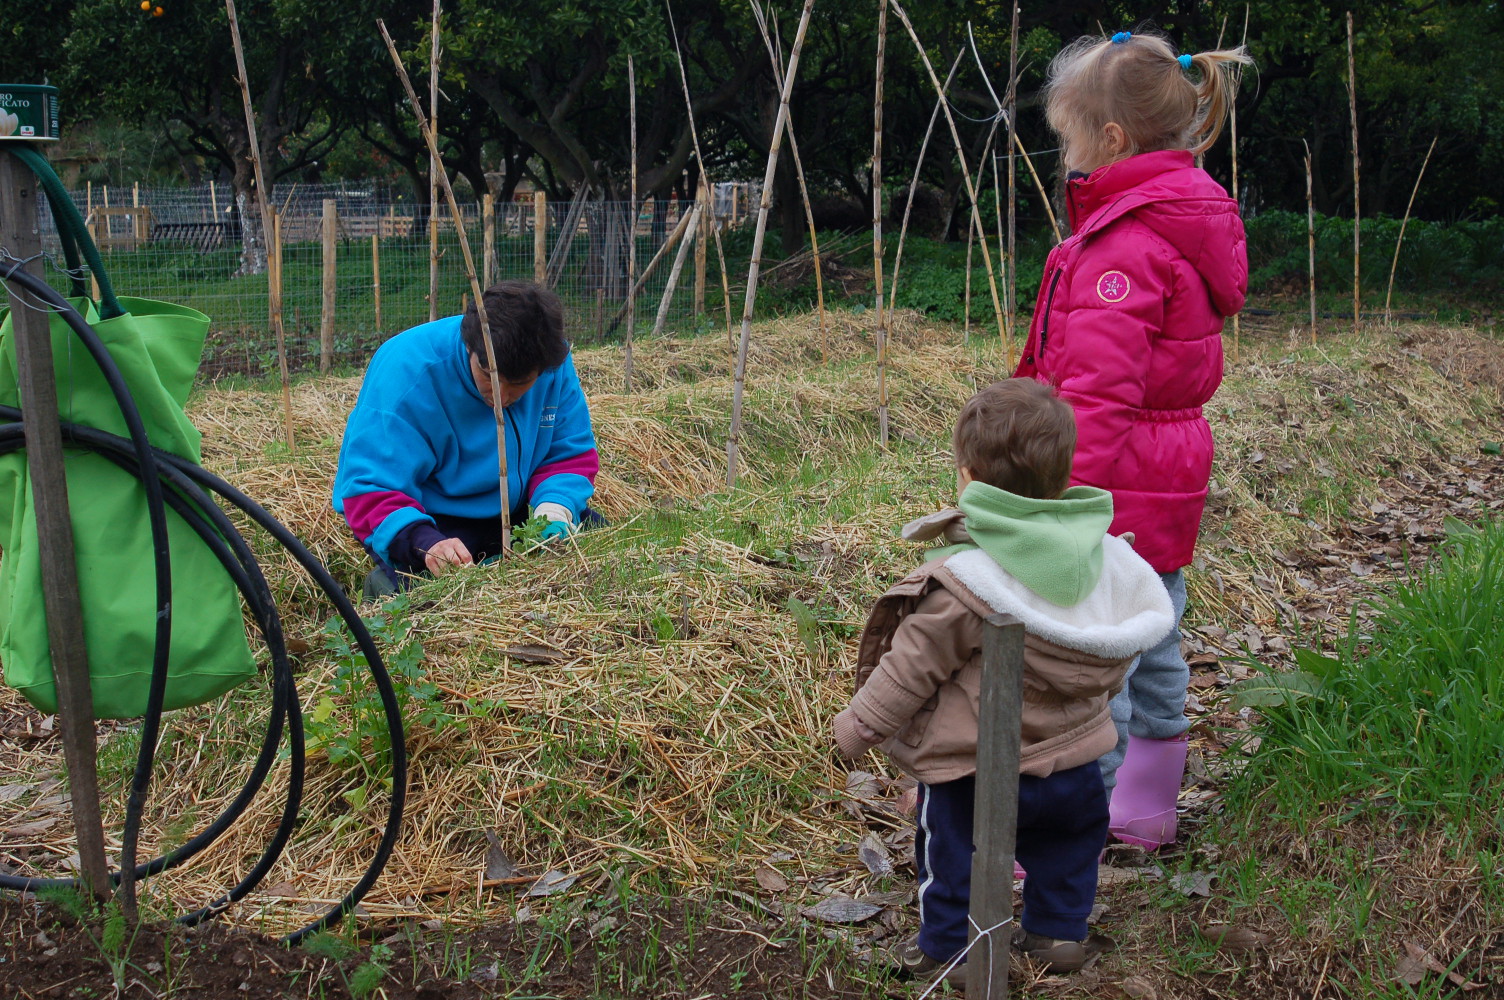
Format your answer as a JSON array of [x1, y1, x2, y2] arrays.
[[0, 150, 255, 718]]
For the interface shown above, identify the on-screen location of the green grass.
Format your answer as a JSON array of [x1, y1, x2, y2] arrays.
[[1227, 519, 1504, 831]]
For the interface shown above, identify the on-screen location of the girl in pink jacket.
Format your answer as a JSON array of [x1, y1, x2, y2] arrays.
[[1014, 30, 1251, 850]]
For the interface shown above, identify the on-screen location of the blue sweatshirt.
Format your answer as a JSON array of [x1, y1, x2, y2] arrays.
[[332, 316, 599, 564]]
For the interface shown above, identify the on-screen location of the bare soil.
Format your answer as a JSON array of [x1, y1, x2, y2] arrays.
[[0, 892, 872, 999]]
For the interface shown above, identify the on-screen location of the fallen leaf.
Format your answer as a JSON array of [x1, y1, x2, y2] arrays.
[[501, 644, 567, 665], [1197, 921, 1267, 952], [1395, 942, 1429, 985], [261, 881, 297, 898], [755, 866, 789, 893], [857, 889, 913, 907], [858, 833, 894, 877], [801, 895, 883, 924], [525, 870, 577, 897], [1096, 866, 1158, 887], [1169, 870, 1215, 897], [845, 771, 881, 801], [4, 816, 59, 838], [0, 784, 33, 803], [484, 830, 520, 880], [1120, 975, 1157, 999]]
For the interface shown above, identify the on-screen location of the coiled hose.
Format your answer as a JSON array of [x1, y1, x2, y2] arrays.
[[0, 260, 404, 945]]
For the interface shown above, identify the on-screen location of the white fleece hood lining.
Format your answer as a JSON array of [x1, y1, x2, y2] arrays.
[[944, 536, 1175, 659]]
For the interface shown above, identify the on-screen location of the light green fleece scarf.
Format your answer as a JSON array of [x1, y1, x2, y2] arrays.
[[926, 481, 1115, 607]]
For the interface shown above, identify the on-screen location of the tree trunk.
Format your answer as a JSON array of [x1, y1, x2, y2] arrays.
[[232, 154, 267, 277]]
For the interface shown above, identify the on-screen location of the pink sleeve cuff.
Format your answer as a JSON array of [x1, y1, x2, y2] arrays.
[[344, 490, 425, 541], [833, 708, 884, 760]]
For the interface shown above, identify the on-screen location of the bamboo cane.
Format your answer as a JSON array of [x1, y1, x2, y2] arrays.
[[888, 50, 963, 335], [1006, 4, 1019, 346], [226, 0, 292, 452], [625, 56, 639, 392], [1384, 135, 1437, 326], [606, 205, 698, 329], [873, 0, 890, 446], [967, 24, 1010, 347], [372, 233, 383, 333], [890, 0, 1007, 354], [428, 0, 441, 323], [727, 0, 817, 488], [652, 202, 702, 337], [1347, 10, 1360, 335], [665, 0, 736, 353], [1012, 131, 1061, 244], [694, 178, 708, 317], [1230, 4, 1249, 363], [379, 19, 513, 555], [753, 2, 829, 360], [1304, 139, 1316, 346]]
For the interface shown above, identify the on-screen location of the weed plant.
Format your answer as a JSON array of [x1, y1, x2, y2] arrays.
[[1227, 520, 1504, 831]]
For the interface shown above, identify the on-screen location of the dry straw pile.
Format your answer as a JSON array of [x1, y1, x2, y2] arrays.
[[0, 311, 1499, 936]]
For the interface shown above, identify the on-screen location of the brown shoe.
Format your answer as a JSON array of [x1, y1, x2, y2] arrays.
[[892, 934, 967, 989], [1011, 928, 1114, 973]]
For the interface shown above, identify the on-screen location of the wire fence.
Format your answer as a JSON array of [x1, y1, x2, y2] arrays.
[[33, 181, 761, 379]]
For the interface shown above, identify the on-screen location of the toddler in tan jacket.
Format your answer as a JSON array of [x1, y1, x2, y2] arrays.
[[834, 379, 1172, 982]]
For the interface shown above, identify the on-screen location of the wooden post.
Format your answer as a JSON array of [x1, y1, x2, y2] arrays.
[[208, 179, 217, 222], [0, 149, 113, 902], [1347, 10, 1359, 335], [483, 192, 496, 287], [319, 199, 337, 372], [132, 183, 145, 245], [1304, 140, 1316, 346], [532, 190, 546, 283], [694, 180, 708, 317], [968, 613, 1025, 1000], [372, 234, 383, 334], [625, 56, 639, 392]]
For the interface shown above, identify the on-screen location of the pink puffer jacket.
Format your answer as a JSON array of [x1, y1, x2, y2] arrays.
[[1014, 150, 1246, 572]]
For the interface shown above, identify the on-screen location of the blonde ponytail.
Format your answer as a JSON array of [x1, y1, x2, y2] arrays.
[[1187, 47, 1254, 156]]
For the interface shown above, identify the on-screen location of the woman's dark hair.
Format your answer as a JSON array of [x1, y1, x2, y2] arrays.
[[460, 281, 569, 379]]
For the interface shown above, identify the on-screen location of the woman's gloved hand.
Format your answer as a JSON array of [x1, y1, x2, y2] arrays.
[[532, 502, 576, 548]]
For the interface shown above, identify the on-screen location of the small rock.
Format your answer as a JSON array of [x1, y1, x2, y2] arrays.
[[1121, 975, 1158, 999]]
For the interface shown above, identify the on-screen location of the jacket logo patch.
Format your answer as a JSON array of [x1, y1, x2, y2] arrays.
[[1096, 270, 1131, 303]]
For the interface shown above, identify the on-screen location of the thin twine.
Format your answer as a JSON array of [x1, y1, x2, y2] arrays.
[[914, 914, 1015, 1000]]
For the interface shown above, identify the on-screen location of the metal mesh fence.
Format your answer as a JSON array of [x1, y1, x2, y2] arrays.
[[32, 181, 759, 379]]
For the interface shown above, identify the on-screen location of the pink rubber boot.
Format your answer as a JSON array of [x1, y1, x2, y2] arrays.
[[1108, 734, 1188, 850]]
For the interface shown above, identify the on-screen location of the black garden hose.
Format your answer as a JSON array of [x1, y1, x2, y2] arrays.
[[0, 260, 405, 945]]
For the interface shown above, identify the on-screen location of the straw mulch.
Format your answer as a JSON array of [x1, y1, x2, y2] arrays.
[[1, 312, 1500, 940]]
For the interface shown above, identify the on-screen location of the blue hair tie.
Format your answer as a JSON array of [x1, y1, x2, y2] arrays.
[[1112, 31, 1132, 44], [1178, 54, 1193, 70]]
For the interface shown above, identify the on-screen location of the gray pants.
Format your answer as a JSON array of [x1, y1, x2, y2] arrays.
[[1100, 570, 1189, 792]]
